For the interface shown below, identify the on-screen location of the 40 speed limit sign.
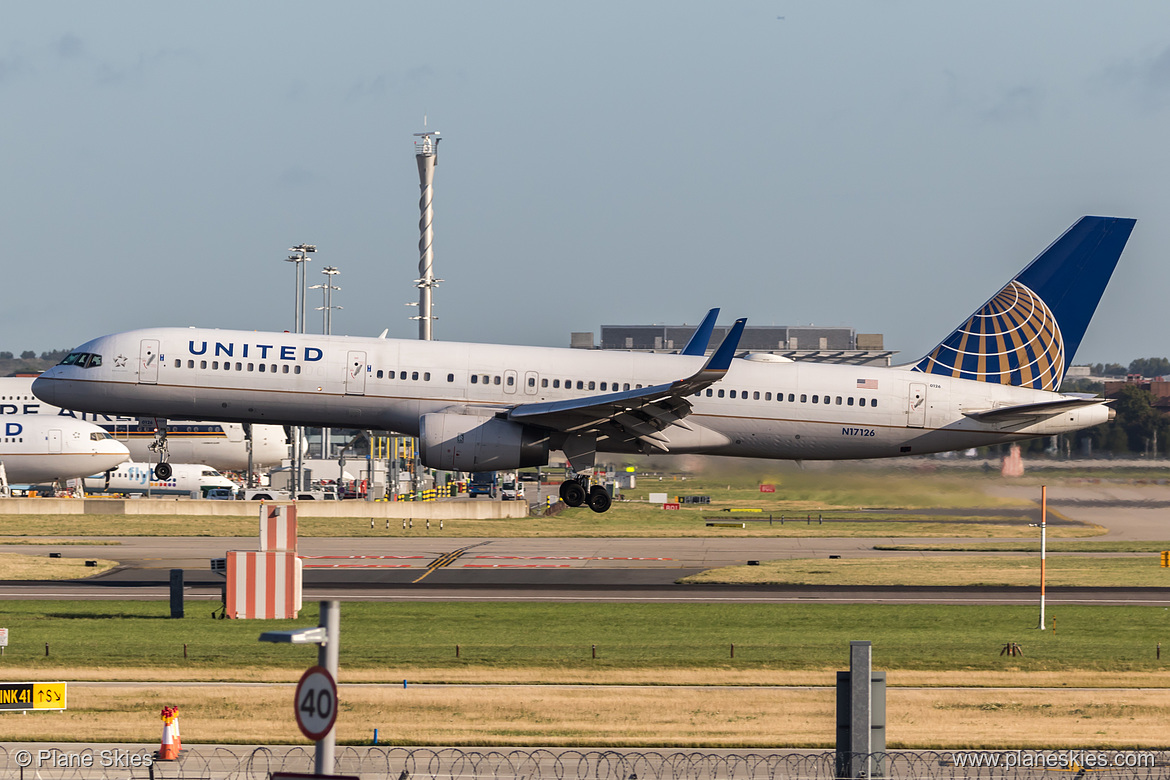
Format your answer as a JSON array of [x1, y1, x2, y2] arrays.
[[294, 666, 338, 741]]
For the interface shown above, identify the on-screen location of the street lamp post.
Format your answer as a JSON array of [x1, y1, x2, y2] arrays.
[[285, 244, 316, 492], [1030, 485, 1048, 630], [312, 266, 342, 459]]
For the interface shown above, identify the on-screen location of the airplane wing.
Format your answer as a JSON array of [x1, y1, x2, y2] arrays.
[[506, 318, 746, 452], [679, 308, 720, 356], [962, 396, 1109, 422]]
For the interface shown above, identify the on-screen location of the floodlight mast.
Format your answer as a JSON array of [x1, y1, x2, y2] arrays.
[[413, 131, 442, 341]]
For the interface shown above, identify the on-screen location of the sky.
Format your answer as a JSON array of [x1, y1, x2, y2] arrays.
[[3, 1, 1169, 367]]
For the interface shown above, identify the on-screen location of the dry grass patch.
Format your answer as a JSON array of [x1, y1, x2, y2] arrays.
[[2, 684, 1168, 748], [0, 553, 117, 579], [680, 555, 1162, 587]]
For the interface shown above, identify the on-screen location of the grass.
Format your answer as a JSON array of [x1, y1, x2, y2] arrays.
[[1, 601, 1168, 677], [878, 542, 1170, 552], [0, 554, 118, 580], [3, 684, 1170, 748], [680, 555, 1170, 587]]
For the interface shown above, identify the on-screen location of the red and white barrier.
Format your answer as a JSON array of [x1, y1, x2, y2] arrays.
[[225, 550, 303, 619], [259, 503, 298, 552]]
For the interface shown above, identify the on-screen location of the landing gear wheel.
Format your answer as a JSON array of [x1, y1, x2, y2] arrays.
[[560, 480, 586, 507], [154, 462, 173, 480], [586, 487, 611, 514]]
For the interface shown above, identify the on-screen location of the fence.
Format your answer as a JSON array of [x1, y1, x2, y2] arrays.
[[1, 747, 1167, 780]]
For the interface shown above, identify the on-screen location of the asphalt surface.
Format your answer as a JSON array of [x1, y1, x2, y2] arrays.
[[1, 482, 1167, 605]]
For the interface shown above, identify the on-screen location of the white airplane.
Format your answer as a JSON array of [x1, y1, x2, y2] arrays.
[[0, 415, 129, 484], [32, 216, 1136, 513], [0, 376, 288, 470], [82, 461, 240, 497]]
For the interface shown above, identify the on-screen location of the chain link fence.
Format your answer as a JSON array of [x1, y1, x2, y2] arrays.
[[1, 746, 1167, 780]]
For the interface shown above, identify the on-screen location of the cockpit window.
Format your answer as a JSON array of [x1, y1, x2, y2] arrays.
[[89, 431, 113, 441], [57, 352, 103, 368]]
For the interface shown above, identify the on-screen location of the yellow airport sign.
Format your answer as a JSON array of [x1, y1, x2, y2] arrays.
[[0, 682, 66, 710]]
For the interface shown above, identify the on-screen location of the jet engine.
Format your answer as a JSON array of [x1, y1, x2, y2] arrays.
[[419, 412, 550, 472]]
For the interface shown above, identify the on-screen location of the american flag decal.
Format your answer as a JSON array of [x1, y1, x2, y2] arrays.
[[856, 379, 878, 390]]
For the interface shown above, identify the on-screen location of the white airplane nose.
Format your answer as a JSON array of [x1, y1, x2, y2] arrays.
[[31, 374, 55, 405]]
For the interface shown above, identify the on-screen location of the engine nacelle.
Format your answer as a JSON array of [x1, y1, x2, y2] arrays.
[[419, 413, 550, 472]]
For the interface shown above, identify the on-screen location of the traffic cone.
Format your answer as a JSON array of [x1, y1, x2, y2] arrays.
[[157, 707, 178, 761], [171, 708, 181, 754]]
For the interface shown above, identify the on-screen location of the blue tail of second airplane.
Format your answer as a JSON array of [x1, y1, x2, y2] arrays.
[[914, 216, 1136, 391]]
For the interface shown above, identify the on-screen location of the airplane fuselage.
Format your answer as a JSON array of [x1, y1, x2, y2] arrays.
[[32, 327, 1108, 463]]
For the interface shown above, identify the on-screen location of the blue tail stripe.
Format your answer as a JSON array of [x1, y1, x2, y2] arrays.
[[914, 216, 1134, 390]]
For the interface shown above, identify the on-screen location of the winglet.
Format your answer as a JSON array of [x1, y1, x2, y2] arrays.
[[704, 318, 747, 373], [679, 308, 720, 356]]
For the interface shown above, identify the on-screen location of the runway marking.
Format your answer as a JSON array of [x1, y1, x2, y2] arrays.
[[302, 563, 414, 569], [412, 543, 490, 583], [471, 555, 674, 561], [462, 564, 573, 568], [302, 555, 427, 560]]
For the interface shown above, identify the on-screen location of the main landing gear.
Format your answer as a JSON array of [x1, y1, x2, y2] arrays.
[[149, 419, 172, 480], [558, 476, 612, 514]]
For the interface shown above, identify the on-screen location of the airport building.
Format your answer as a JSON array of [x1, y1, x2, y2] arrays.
[[572, 324, 895, 366]]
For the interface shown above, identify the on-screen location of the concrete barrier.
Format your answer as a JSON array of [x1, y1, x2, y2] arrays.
[[0, 498, 530, 519]]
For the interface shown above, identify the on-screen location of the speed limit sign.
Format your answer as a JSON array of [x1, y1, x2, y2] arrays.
[[294, 666, 338, 741]]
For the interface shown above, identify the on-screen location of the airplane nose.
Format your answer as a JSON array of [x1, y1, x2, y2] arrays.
[[31, 375, 56, 405]]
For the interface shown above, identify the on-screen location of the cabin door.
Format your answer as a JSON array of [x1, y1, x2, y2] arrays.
[[346, 351, 367, 395], [907, 383, 927, 428], [48, 429, 62, 453], [139, 340, 160, 384]]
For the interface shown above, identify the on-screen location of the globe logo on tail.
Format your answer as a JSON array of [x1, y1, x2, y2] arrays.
[[914, 280, 1065, 391]]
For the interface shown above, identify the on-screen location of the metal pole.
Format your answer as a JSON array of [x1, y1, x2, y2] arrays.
[[315, 600, 340, 776], [1038, 485, 1047, 630]]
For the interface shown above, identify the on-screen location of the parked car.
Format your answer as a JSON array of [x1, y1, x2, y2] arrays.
[[501, 480, 525, 501]]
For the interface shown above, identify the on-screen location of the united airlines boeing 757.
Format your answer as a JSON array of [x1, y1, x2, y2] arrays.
[[33, 216, 1136, 512]]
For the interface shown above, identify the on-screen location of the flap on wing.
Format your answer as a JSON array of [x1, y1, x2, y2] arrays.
[[963, 396, 1108, 422], [507, 318, 746, 435]]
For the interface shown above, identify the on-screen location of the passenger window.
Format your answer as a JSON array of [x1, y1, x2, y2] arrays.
[[494, 376, 501, 385], [553, 379, 560, 388], [174, 359, 181, 368], [718, 389, 725, 398], [448, 373, 455, 382], [576, 381, 583, 390], [412, 371, 419, 381], [824, 396, 831, 404], [754, 391, 761, 400], [788, 393, 795, 402], [294, 365, 301, 374], [528, 377, 536, 387], [542, 379, 549, 388], [800, 394, 807, 403], [812, 395, 818, 403], [483, 375, 490, 384], [283, 365, 289, 374], [471, 375, 478, 384], [247, 363, 254, 371], [588, 381, 595, 390], [600, 382, 607, 391], [200, 360, 207, 369], [508, 376, 515, 386], [259, 364, 266, 373], [836, 396, 842, 405], [730, 390, 737, 399], [706, 389, 713, 397], [872, 399, 878, 408], [187, 360, 195, 369], [400, 371, 407, 380], [848, 397, 854, 406], [765, 392, 771, 401], [424, 372, 431, 381], [377, 370, 384, 379], [624, 383, 630, 391], [235, 362, 242, 371]]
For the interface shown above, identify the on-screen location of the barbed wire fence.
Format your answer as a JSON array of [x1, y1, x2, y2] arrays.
[[1, 746, 1168, 780]]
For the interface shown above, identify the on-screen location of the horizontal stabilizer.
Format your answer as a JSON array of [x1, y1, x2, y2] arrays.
[[962, 396, 1108, 422]]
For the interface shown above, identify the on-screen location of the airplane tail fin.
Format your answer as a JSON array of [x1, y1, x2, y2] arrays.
[[914, 216, 1136, 391]]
